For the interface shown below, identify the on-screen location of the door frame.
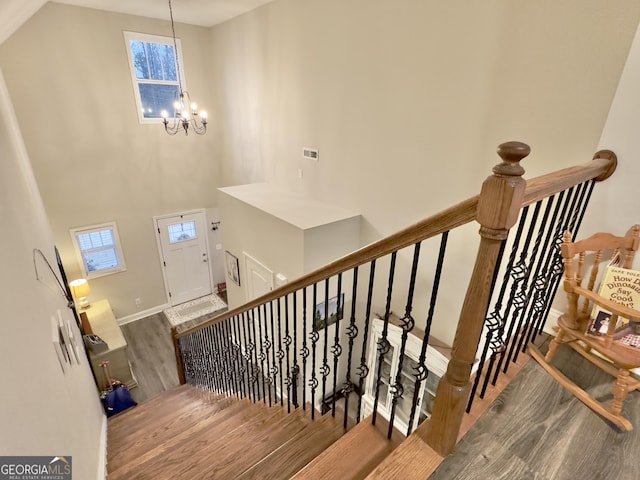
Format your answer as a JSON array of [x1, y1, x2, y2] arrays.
[[153, 208, 214, 305]]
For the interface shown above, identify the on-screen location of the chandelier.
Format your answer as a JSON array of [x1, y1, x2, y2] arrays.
[[160, 0, 207, 135]]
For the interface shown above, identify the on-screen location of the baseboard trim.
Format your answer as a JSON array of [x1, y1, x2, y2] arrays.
[[117, 303, 170, 325]]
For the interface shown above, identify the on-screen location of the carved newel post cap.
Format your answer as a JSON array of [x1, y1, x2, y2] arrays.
[[494, 141, 530, 177]]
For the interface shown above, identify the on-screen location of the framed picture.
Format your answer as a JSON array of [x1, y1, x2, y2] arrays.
[[225, 251, 240, 286], [314, 293, 344, 331]]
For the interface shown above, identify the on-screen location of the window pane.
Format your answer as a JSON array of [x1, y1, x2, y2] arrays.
[[129, 40, 177, 81], [84, 248, 120, 272], [168, 221, 197, 244], [139, 83, 179, 118]]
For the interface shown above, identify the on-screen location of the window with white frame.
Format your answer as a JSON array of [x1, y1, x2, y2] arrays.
[[70, 222, 126, 279], [124, 31, 185, 123]]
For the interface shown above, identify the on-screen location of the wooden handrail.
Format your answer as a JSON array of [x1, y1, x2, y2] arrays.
[[522, 149, 616, 206]]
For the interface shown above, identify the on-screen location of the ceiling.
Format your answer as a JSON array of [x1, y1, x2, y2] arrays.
[[54, 0, 275, 27], [0, 0, 275, 45]]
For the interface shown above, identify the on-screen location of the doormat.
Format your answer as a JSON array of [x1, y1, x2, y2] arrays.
[[163, 294, 228, 327]]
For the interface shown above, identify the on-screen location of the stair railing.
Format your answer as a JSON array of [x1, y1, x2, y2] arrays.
[[172, 141, 616, 456]]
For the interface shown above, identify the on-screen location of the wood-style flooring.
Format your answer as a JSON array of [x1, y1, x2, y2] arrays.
[[429, 344, 640, 480], [120, 313, 180, 403]]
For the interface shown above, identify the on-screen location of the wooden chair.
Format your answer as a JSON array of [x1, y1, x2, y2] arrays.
[[530, 225, 640, 430]]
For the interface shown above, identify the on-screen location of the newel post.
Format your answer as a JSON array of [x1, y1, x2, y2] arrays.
[[419, 141, 529, 455]]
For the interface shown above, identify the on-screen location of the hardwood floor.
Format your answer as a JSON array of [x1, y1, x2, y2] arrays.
[[429, 344, 640, 480], [120, 313, 180, 403]]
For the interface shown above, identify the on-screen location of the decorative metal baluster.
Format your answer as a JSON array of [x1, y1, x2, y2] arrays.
[[511, 197, 555, 361], [507, 192, 560, 359], [179, 336, 193, 384], [372, 252, 397, 426], [331, 273, 343, 417], [342, 266, 359, 429], [243, 311, 256, 403], [292, 292, 300, 409], [224, 319, 240, 397], [500, 202, 544, 374], [532, 182, 593, 338], [276, 297, 285, 407], [301, 288, 308, 410], [268, 301, 278, 405], [407, 232, 448, 432], [471, 206, 526, 397], [208, 327, 221, 392], [233, 314, 247, 399], [388, 243, 420, 438], [256, 306, 268, 404], [213, 322, 228, 394], [356, 260, 376, 423], [250, 309, 261, 402], [283, 295, 293, 412], [310, 284, 319, 420], [320, 279, 330, 413], [488, 206, 535, 379]]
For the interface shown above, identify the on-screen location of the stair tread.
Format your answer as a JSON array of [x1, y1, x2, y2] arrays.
[[109, 395, 303, 479], [291, 418, 396, 480], [108, 395, 275, 478], [235, 413, 346, 480]]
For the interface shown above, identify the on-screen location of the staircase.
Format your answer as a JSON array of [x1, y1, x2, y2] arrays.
[[107, 384, 398, 479]]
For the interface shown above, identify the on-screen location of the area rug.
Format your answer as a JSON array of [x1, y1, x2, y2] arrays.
[[163, 294, 228, 327]]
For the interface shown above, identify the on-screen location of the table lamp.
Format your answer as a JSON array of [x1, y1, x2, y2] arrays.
[[69, 278, 91, 309]]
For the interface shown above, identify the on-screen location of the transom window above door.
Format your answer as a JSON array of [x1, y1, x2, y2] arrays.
[[167, 221, 197, 243], [123, 31, 186, 123]]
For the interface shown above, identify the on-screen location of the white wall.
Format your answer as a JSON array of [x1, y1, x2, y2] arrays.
[[0, 68, 105, 478], [582, 21, 640, 240], [211, 0, 640, 244]]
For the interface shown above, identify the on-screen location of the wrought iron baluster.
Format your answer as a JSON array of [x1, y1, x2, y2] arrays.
[[250, 309, 261, 402], [356, 260, 376, 424], [331, 273, 343, 417], [310, 284, 319, 420], [490, 206, 536, 378], [407, 232, 448, 433], [276, 297, 285, 407], [514, 192, 565, 355], [268, 300, 279, 405], [301, 288, 308, 411], [256, 306, 269, 404], [388, 243, 420, 438], [533, 182, 593, 338], [343, 266, 359, 429], [233, 314, 248, 399], [292, 291, 300, 409], [242, 311, 256, 403], [320, 279, 330, 413], [372, 252, 397, 426], [283, 295, 293, 412]]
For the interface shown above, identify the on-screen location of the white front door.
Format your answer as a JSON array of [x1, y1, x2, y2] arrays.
[[244, 253, 274, 301], [156, 211, 212, 306]]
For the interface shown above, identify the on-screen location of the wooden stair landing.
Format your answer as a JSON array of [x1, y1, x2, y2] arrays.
[[107, 385, 354, 479]]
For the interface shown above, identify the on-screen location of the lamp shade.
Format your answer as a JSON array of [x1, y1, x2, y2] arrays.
[[69, 278, 90, 308]]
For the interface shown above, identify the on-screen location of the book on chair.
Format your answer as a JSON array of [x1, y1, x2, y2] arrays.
[[588, 265, 640, 348]]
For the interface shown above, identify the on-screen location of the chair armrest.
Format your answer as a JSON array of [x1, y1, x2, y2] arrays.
[[574, 285, 640, 321]]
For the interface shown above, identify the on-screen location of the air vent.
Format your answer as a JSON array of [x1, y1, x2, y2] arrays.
[[302, 147, 319, 161]]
